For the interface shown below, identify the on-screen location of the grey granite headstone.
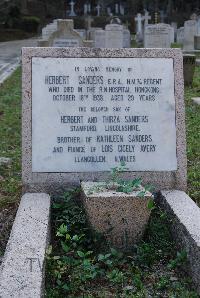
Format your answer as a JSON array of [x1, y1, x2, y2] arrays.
[[22, 48, 186, 193], [144, 24, 171, 48]]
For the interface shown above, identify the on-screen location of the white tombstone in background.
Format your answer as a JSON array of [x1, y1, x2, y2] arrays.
[[69, 0, 76, 17], [135, 13, 143, 34], [160, 10, 166, 23], [38, 19, 84, 47], [120, 4, 124, 16], [105, 24, 123, 48], [170, 26, 175, 44], [107, 7, 112, 16], [190, 13, 198, 21], [144, 23, 171, 48], [42, 24, 56, 39], [115, 3, 119, 14], [94, 29, 105, 48], [194, 17, 200, 49], [87, 3, 91, 13], [197, 17, 200, 35], [42, 20, 58, 39], [183, 20, 197, 50], [76, 29, 87, 39], [171, 22, 177, 41], [123, 29, 131, 48], [143, 11, 151, 27], [135, 13, 144, 42], [86, 15, 93, 30], [177, 27, 184, 44], [88, 27, 102, 41], [84, 3, 88, 15], [96, 4, 101, 16]]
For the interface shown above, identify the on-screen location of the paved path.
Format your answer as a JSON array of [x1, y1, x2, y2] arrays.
[[0, 38, 38, 84]]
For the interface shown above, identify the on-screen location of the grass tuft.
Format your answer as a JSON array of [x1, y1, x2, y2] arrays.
[[0, 68, 22, 208]]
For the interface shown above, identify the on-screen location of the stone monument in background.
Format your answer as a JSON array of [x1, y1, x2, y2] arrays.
[[144, 23, 171, 48], [183, 20, 197, 51], [38, 19, 88, 47]]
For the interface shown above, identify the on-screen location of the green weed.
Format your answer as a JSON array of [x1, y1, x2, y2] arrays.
[[45, 191, 198, 297]]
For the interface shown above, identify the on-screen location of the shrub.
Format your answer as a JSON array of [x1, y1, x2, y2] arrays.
[[21, 16, 40, 33]]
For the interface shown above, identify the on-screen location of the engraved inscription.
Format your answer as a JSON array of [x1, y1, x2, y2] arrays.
[[32, 57, 177, 172]]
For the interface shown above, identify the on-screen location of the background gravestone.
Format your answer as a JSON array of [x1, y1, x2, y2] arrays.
[[135, 13, 144, 44], [144, 24, 171, 48], [194, 36, 200, 50], [171, 22, 178, 41], [22, 48, 186, 194], [88, 27, 102, 41], [197, 17, 200, 35], [183, 20, 197, 51], [194, 17, 200, 50], [42, 20, 58, 39], [38, 19, 84, 47], [76, 29, 87, 40], [105, 24, 123, 48], [170, 26, 175, 44], [94, 29, 106, 48], [177, 27, 184, 45], [123, 29, 131, 48]]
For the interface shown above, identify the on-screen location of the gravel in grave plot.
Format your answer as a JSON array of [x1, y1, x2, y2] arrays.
[[0, 203, 18, 264]]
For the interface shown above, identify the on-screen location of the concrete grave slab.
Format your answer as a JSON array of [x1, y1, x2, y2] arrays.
[[158, 190, 200, 294], [0, 193, 50, 297]]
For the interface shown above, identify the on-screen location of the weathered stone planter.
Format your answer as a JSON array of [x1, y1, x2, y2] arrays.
[[81, 182, 152, 251]]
